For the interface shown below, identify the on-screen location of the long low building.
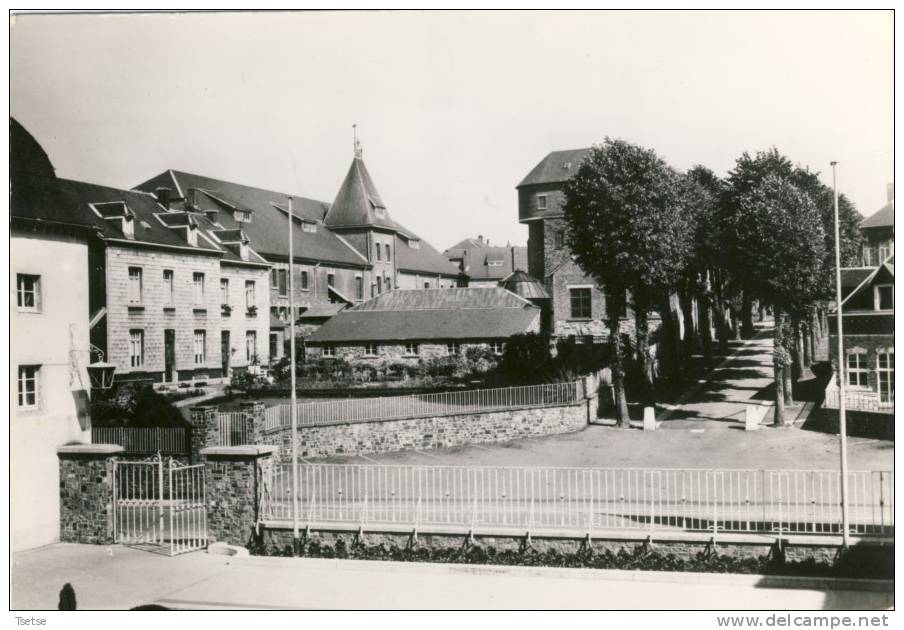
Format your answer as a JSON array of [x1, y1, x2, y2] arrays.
[[305, 287, 542, 363]]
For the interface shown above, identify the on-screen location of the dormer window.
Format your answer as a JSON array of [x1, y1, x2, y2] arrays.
[[408, 239, 420, 249], [302, 221, 317, 233], [122, 215, 135, 239], [234, 210, 251, 223], [874, 284, 894, 311], [487, 260, 504, 267], [536, 194, 547, 211], [186, 224, 198, 247], [239, 242, 249, 260]]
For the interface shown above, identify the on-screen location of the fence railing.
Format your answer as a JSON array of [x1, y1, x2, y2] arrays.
[[260, 381, 583, 431], [215, 412, 255, 447], [92, 427, 189, 454], [261, 465, 894, 538], [824, 388, 894, 414]]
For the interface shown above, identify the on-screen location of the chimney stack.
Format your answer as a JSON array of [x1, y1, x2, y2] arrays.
[[887, 182, 894, 203], [155, 187, 172, 210]]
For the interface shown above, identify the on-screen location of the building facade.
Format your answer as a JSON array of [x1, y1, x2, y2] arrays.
[[10, 119, 96, 550], [306, 287, 541, 364]]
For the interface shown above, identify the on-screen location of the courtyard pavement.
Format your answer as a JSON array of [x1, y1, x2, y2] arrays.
[[10, 543, 893, 610], [314, 328, 892, 472]]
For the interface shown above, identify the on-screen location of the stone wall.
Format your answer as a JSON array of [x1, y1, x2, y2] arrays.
[[818, 408, 894, 441], [57, 445, 122, 544], [306, 340, 507, 364], [201, 446, 276, 546]]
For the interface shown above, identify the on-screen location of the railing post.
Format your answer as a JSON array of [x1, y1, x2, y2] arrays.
[[158, 455, 165, 545]]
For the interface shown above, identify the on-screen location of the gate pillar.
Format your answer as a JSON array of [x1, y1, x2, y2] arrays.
[[57, 444, 123, 544], [189, 406, 220, 464], [200, 445, 277, 546]]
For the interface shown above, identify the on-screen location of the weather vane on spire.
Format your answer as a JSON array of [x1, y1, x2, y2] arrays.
[[353, 123, 362, 159]]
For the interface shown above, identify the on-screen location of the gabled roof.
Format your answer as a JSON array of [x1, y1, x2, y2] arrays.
[[517, 148, 591, 188], [323, 157, 395, 230], [10, 118, 97, 231], [443, 238, 528, 281], [838, 261, 895, 310], [839, 267, 876, 300], [134, 170, 368, 267], [306, 288, 540, 343], [861, 202, 894, 229], [395, 233, 461, 276], [350, 287, 533, 311]]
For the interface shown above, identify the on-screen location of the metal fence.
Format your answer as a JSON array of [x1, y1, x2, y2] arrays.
[[260, 381, 583, 431], [216, 412, 255, 446], [824, 388, 894, 414], [92, 427, 189, 454], [261, 465, 894, 537]]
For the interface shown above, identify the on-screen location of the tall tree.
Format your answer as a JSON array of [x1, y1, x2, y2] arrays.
[[563, 139, 692, 425], [726, 174, 826, 425]]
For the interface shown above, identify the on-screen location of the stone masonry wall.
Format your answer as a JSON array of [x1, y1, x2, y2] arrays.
[[57, 447, 120, 544], [202, 447, 275, 546]]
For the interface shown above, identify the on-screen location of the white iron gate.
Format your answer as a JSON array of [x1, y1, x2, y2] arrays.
[[113, 456, 207, 555]]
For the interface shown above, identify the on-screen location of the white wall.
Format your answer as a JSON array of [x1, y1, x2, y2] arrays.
[[10, 230, 91, 551]]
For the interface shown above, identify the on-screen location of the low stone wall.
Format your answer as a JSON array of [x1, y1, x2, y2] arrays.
[[818, 408, 894, 441], [57, 445, 122, 544]]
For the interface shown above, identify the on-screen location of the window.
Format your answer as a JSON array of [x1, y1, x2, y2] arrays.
[[408, 239, 420, 249], [356, 276, 364, 300], [220, 278, 229, 305], [300, 270, 309, 290], [424, 281, 431, 289], [405, 342, 419, 356], [364, 343, 378, 357], [17, 365, 39, 409], [385, 244, 391, 261], [490, 340, 505, 355], [246, 331, 257, 363], [371, 283, 376, 298], [128, 267, 143, 305], [302, 221, 316, 233], [878, 241, 894, 263], [277, 269, 288, 297], [234, 210, 251, 223], [570, 287, 592, 319], [193, 330, 206, 365], [877, 349, 894, 404], [447, 342, 460, 356], [862, 246, 875, 267], [129, 330, 144, 368], [327, 273, 335, 288], [846, 350, 869, 389], [192, 272, 205, 307], [554, 230, 565, 249], [375, 243, 382, 261], [322, 345, 335, 358], [536, 194, 547, 211], [163, 270, 175, 306], [874, 285, 893, 311], [16, 274, 40, 311], [487, 260, 504, 267], [376, 277, 383, 294], [385, 277, 392, 291], [245, 280, 256, 310]]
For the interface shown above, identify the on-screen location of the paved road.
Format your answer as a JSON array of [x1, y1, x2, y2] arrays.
[[10, 544, 893, 610]]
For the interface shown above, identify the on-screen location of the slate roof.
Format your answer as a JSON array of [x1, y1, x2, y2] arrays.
[[323, 157, 395, 230], [444, 238, 528, 281], [306, 288, 540, 343], [861, 202, 894, 229], [499, 270, 550, 300], [134, 168, 459, 276], [517, 148, 592, 188], [10, 118, 97, 231], [56, 178, 269, 265], [134, 170, 366, 267]]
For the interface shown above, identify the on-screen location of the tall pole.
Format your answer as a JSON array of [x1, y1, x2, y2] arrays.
[[831, 161, 850, 548], [288, 196, 300, 548]]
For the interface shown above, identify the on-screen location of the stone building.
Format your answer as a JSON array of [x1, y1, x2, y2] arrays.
[[58, 179, 272, 385], [517, 148, 633, 341], [305, 287, 541, 363], [444, 236, 528, 288], [134, 147, 459, 352], [10, 119, 96, 550], [860, 184, 894, 266]]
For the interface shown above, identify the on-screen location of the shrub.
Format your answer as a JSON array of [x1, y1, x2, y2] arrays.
[[91, 383, 187, 428], [500, 333, 551, 382]]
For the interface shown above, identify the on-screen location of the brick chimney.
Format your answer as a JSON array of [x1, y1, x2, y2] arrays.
[[155, 187, 172, 210]]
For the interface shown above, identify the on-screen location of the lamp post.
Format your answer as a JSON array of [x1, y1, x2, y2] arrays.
[[830, 161, 850, 548], [288, 196, 300, 550]]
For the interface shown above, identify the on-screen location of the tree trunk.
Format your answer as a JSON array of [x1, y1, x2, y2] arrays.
[[741, 292, 755, 338], [802, 321, 812, 368], [680, 285, 697, 357], [733, 311, 742, 341], [758, 302, 765, 322], [781, 316, 794, 407], [635, 305, 654, 404], [790, 316, 803, 381], [609, 295, 630, 428], [809, 311, 818, 360], [700, 292, 714, 368], [773, 310, 786, 427]]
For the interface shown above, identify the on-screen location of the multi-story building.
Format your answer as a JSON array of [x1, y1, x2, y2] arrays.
[[305, 287, 541, 364], [134, 147, 459, 352], [826, 196, 895, 433], [10, 119, 97, 550], [444, 236, 528, 288], [517, 148, 629, 341], [58, 179, 272, 384]]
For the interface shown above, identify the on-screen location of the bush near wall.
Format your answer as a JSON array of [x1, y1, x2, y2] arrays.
[[90, 383, 188, 428]]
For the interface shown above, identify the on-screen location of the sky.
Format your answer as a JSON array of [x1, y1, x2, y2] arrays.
[[10, 10, 893, 250]]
